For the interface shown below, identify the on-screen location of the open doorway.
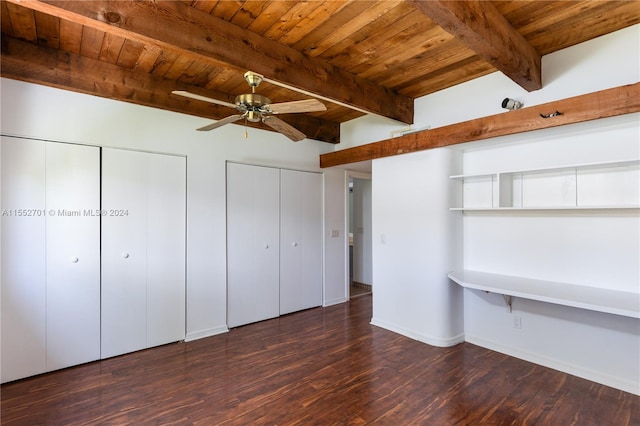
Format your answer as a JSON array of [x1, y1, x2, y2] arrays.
[[348, 173, 372, 299]]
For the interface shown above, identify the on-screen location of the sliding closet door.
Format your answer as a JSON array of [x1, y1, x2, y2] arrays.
[[1, 137, 47, 383], [227, 163, 280, 327], [146, 153, 186, 348], [45, 142, 100, 371], [279, 169, 323, 315], [102, 149, 149, 358]]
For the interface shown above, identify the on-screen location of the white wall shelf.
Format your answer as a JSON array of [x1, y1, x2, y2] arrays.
[[448, 269, 640, 319], [450, 159, 640, 211], [450, 206, 640, 211]]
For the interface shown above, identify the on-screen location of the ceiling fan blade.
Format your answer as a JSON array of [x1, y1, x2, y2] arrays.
[[262, 116, 306, 142], [197, 114, 245, 131], [172, 90, 237, 109], [268, 99, 326, 114]]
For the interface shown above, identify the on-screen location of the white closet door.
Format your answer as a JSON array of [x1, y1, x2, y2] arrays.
[[280, 169, 323, 315], [146, 153, 186, 347], [227, 163, 280, 327], [101, 149, 149, 358], [1, 137, 47, 383], [45, 143, 100, 371]]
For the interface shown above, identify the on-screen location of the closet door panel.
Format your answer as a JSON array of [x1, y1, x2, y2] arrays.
[[227, 163, 280, 327], [280, 170, 323, 315], [1, 137, 47, 382], [45, 143, 101, 371], [146, 153, 186, 347], [101, 149, 148, 358]]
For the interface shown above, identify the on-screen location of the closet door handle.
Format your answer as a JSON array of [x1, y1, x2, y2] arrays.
[[122, 252, 130, 259], [264, 244, 269, 249], [292, 242, 298, 247], [71, 256, 79, 263]]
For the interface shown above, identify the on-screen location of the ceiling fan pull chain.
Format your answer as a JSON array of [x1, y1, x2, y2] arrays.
[[244, 117, 248, 139]]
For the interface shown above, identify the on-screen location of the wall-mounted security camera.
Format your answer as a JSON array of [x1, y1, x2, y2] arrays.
[[501, 98, 522, 111]]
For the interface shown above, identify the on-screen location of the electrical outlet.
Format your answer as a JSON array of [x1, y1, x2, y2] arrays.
[[513, 315, 522, 330]]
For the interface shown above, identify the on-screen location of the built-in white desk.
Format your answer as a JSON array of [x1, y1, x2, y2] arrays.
[[448, 269, 640, 319]]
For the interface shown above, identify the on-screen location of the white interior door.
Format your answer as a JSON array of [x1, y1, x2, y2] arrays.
[[101, 148, 148, 358], [45, 142, 101, 371], [227, 163, 280, 327], [146, 153, 186, 347], [1, 137, 47, 383], [280, 169, 323, 315]]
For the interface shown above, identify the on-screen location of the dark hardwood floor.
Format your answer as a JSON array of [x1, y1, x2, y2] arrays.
[[2, 294, 638, 425], [350, 281, 372, 298]]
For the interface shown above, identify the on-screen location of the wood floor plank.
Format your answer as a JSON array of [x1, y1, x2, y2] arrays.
[[1, 295, 638, 425]]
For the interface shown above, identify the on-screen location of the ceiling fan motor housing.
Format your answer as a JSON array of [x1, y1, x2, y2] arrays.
[[236, 93, 272, 121]]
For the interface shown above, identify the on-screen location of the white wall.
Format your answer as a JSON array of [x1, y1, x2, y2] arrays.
[[323, 169, 349, 306], [462, 115, 639, 289], [461, 114, 639, 395], [0, 78, 347, 339], [339, 25, 640, 394], [371, 147, 463, 346]]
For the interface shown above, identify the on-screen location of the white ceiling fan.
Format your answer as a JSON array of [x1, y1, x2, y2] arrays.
[[172, 71, 326, 141]]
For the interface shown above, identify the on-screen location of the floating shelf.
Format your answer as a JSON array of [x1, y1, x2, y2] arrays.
[[449, 159, 640, 180], [448, 269, 640, 319], [449, 205, 640, 211], [450, 159, 640, 211]]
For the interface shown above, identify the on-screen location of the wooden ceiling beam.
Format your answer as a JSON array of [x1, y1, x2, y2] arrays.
[[0, 36, 341, 144], [11, 0, 414, 124], [406, 0, 542, 92], [320, 83, 640, 167]]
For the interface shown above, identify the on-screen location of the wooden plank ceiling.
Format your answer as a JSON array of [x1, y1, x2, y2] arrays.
[[2, 0, 639, 144]]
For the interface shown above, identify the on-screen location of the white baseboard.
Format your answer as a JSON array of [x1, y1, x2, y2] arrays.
[[370, 317, 465, 348], [185, 325, 229, 342], [465, 334, 640, 396], [324, 296, 348, 307]]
